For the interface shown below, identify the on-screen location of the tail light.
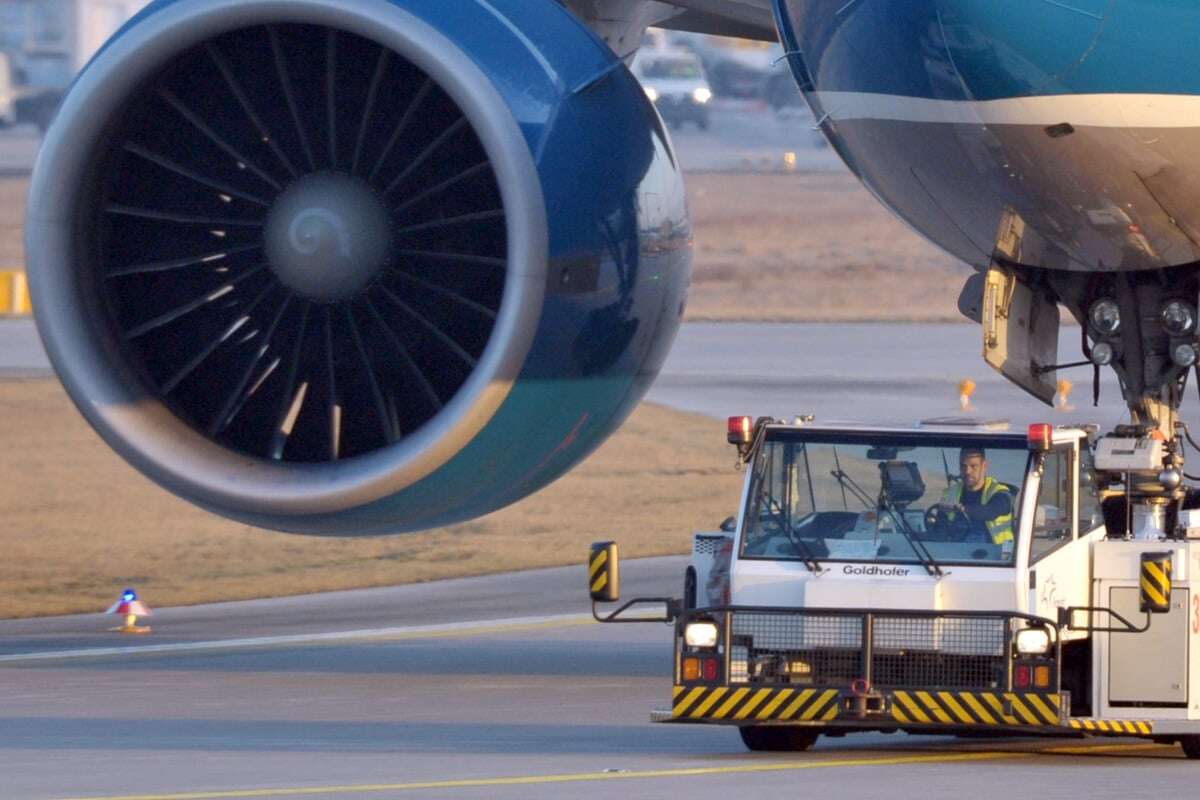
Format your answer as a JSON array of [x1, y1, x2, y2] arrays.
[[1015, 663, 1032, 688]]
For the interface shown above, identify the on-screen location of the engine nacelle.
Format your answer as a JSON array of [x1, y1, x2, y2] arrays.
[[26, 0, 691, 534]]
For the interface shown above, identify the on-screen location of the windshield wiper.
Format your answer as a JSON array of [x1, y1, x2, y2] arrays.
[[788, 528, 824, 573], [830, 469, 873, 509], [831, 469, 940, 575], [876, 491, 943, 577], [777, 508, 822, 572]]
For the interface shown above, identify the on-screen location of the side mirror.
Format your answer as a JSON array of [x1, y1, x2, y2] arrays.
[[719, 516, 737, 533], [589, 541, 620, 603], [1140, 551, 1172, 614]]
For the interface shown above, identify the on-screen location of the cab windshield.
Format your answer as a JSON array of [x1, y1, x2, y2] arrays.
[[740, 431, 1030, 567]]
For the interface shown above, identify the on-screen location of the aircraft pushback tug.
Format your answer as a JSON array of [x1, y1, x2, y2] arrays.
[[590, 416, 1200, 756]]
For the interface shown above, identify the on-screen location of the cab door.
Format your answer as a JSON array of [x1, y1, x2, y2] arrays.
[[1027, 437, 1099, 636]]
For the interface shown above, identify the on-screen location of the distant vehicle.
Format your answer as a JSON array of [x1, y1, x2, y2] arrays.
[[0, 52, 15, 128], [632, 50, 712, 130], [2, 0, 152, 131], [704, 56, 765, 100], [762, 66, 802, 112], [668, 33, 774, 100]]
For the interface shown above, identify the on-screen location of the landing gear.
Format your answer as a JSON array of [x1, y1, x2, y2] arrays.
[[738, 725, 820, 752], [983, 265, 1200, 540]]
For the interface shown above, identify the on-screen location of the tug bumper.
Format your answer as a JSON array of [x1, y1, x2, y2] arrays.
[[654, 686, 1169, 738], [658, 685, 1065, 729]]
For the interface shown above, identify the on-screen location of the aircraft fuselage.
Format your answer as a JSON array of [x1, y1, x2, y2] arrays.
[[775, 0, 1200, 274]]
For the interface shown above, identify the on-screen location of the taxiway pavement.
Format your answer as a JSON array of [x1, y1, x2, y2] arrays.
[[1, 558, 1194, 800], [0, 318, 1140, 431], [647, 321, 1141, 429], [2, 248, 1190, 796]]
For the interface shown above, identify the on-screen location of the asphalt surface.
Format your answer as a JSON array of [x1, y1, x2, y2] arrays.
[[647, 321, 1146, 430], [2, 558, 1196, 800], [0, 317, 1146, 429], [5, 317, 1195, 797], [0, 558, 687, 658]]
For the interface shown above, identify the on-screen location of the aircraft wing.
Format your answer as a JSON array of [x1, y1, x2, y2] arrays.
[[649, 0, 778, 41]]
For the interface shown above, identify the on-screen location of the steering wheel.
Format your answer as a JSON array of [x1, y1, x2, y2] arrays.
[[923, 503, 973, 541]]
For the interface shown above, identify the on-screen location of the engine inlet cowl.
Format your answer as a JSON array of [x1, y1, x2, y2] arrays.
[[26, 0, 691, 534], [29, 0, 547, 516]]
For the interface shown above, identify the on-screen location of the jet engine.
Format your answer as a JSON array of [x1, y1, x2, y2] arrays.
[[26, 0, 691, 534]]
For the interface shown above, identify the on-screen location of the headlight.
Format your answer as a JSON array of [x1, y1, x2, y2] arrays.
[[1015, 628, 1051, 655], [644, 85, 659, 102], [1089, 298, 1121, 335], [684, 621, 720, 648], [1162, 300, 1196, 336], [692, 87, 712, 104]]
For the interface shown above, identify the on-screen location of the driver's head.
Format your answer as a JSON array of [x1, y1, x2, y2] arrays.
[[959, 447, 988, 491]]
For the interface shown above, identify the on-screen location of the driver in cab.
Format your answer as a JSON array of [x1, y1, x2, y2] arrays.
[[936, 447, 1015, 554]]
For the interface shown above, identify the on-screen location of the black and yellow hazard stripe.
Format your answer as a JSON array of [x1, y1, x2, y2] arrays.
[[588, 549, 608, 594], [670, 685, 841, 723], [891, 690, 1063, 727], [1139, 553, 1172, 613], [588, 542, 618, 601], [669, 686, 1069, 728], [1068, 718, 1153, 736]]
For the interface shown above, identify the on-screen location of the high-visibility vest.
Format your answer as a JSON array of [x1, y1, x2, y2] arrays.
[[943, 476, 1014, 545]]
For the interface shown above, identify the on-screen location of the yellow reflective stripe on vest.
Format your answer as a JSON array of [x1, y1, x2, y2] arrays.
[[945, 477, 1014, 545], [987, 512, 1014, 544], [981, 477, 1014, 544]]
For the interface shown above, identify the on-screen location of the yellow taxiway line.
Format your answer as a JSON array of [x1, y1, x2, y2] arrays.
[[56, 744, 1170, 800]]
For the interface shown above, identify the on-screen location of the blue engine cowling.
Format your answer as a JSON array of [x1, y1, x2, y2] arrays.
[[25, 0, 691, 534]]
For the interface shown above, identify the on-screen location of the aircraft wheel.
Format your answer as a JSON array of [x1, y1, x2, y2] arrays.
[[1180, 736, 1200, 759], [738, 725, 819, 752]]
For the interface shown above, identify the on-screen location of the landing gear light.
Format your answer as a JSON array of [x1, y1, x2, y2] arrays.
[[1089, 298, 1121, 335], [1162, 300, 1197, 336]]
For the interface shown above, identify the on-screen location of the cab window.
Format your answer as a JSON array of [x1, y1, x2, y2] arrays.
[[1030, 447, 1074, 561], [1077, 442, 1104, 532], [740, 435, 1029, 567]]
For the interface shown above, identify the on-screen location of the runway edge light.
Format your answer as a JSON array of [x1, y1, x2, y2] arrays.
[[106, 587, 152, 635]]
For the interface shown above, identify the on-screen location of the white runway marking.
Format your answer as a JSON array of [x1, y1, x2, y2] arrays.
[[0, 612, 593, 664]]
